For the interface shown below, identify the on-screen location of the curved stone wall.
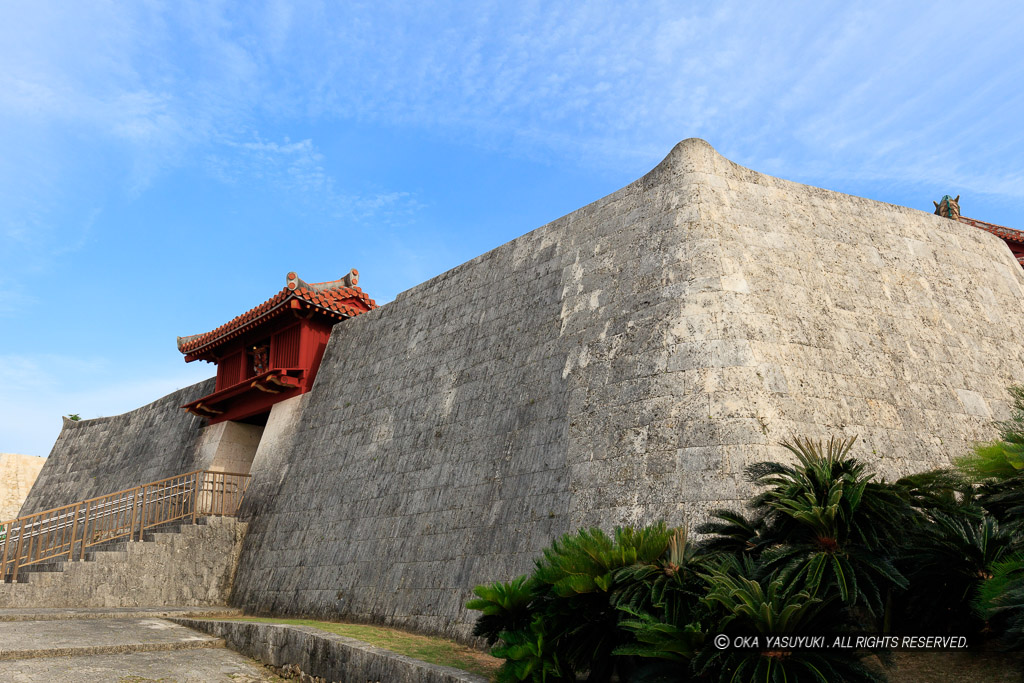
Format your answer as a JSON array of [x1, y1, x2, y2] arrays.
[[229, 139, 1024, 640], [26, 139, 1024, 641], [20, 379, 215, 514]]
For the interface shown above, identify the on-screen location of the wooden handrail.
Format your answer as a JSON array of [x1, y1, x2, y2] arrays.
[[0, 470, 250, 581]]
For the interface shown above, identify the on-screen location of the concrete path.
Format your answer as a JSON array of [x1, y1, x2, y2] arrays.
[[0, 606, 243, 622], [0, 608, 278, 682]]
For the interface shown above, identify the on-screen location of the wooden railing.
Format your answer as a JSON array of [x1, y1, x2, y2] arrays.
[[0, 470, 250, 581]]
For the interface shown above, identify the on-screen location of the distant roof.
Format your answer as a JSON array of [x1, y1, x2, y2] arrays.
[[959, 216, 1024, 267], [177, 270, 376, 358], [959, 216, 1024, 246]]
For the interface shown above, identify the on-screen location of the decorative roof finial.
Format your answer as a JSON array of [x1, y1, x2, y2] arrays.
[[933, 195, 960, 220]]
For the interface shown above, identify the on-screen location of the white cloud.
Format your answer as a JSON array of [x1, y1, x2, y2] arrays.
[[209, 136, 326, 190], [1, 0, 1022, 291], [4, 1, 1022, 205]]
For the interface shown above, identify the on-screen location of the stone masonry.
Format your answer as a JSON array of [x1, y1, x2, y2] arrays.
[[174, 618, 488, 683], [23, 139, 1024, 642], [20, 381, 215, 515], [0, 453, 45, 521], [0, 516, 246, 609]]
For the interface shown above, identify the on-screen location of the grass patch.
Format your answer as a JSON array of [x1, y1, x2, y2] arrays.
[[211, 617, 500, 680]]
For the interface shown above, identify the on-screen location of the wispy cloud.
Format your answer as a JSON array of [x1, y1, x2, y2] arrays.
[[208, 137, 330, 193], [2, 0, 1022, 456], [4, 1, 1022, 216], [0, 288, 35, 316], [206, 134, 421, 222], [245, 1, 1020, 198]]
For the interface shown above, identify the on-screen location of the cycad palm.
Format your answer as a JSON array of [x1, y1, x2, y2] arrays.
[[714, 437, 912, 620], [901, 512, 1018, 632], [694, 556, 885, 683], [613, 526, 707, 622], [531, 524, 677, 682], [466, 575, 534, 645], [974, 553, 1024, 650]]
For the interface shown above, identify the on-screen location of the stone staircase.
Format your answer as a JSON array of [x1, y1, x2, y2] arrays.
[[0, 516, 247, 610], [4, 519, 203, 582]]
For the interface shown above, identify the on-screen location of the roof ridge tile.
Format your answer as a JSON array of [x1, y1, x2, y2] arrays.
[[177, 271, 377, 355]]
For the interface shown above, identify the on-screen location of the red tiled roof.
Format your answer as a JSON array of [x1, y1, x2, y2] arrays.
[[959, 216, 1024, 246], [177, 270, 376, 356]]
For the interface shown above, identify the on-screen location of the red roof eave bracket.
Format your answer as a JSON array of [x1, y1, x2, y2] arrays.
[[180, 368, 305, 415]]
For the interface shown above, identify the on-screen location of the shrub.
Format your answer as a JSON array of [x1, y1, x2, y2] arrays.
[[470, 425, 1024, 682], [693, 556, 885, 683], [466, 575, 534, 646], [700, 437, 913, 625], [975, 553, 1024, 650]]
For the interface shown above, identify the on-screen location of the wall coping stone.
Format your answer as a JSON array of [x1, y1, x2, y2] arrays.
[[171, 618, 488, 683]]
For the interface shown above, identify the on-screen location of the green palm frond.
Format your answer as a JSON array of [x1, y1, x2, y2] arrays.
[[527, 523, 681, 680], [708, 436, 913, 620], [696, 509, 769, 557], [957, 441, 1024, 480], [700, 558, 826, 634], [975, 553, 1024, 650], [898, 511, 1019, 633], [614, 525, 708, 627], [533, 524, 675, 598], [467, 575, 535, 645], [694, 556, 885, 683], [491, 615, 573, 682], [613, 607, 703, 661]]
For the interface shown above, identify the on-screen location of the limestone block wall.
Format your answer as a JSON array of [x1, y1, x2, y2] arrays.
[[174, 618, 488, 683], [23, 139, 1024, 641], [0, 454, 46, 522], [201, 421, 265, 474], [229, 139, 1024, 640], [20, 380, 216, 515], [0, 516, 246, 609]]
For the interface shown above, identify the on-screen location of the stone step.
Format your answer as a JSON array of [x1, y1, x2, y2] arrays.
[[83, 550, 129, 564], [0, 606, 244, 622], [0, 517, 246, 610], [0, 617, 226, 661], [2, 518, 215, 582], [0, 636, 226, 661], [0, 644, 280, 681], [87, 540, 131, 554], [15, 561, 66, 574]]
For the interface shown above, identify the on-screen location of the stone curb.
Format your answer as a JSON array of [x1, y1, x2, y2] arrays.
[[0, 636, 225, 661], [0, 606, 243, 622], [172, 618, 489, 683]]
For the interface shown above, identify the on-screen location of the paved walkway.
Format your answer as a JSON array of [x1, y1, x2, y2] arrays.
[[0, 608, 278, 682]]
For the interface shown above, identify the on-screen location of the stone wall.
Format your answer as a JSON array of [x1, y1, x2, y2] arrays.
[[0, 454, 46, 521], [20, 380, 215, 515], [0, 516, 246, 609], [25, 139, 1024, 642], [173, 619, 487, 683], [200, 421, 265, 474], [229, 139, 1024, 640]]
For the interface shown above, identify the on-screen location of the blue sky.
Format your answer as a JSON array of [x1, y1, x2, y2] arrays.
[[2, 1, 1023, 457]]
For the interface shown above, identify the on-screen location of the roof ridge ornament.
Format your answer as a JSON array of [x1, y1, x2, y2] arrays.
[[287, 269, 358, 292], [933, 194, 960, 220], [178, 270, 375, 357]]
